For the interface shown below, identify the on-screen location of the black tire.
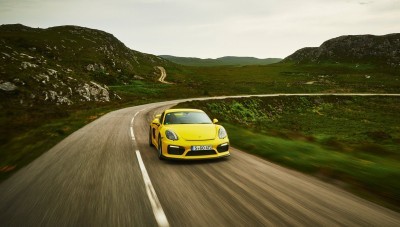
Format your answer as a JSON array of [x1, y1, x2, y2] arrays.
[[158, 136, 164, 160], [149, 127, 154, 147]]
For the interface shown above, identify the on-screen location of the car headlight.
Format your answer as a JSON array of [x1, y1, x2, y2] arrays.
[[165, 130, 179, 141], [218, 127, 227, 139]]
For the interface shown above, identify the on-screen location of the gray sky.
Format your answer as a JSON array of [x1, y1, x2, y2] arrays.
[[1, 0, 399, 58]]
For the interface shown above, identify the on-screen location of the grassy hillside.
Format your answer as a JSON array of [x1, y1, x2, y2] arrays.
[[0, 24, 170, 87], [159, 55, 282, 66], [0, 24, 175, 110], [175, 96, 400, 210], [165, 62, 400, 96]]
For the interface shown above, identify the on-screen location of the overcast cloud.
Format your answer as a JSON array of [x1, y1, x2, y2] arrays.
[[1, 0, 399, 58]]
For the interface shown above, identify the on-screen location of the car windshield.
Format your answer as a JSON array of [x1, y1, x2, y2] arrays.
[[164, 111, 212, 125]]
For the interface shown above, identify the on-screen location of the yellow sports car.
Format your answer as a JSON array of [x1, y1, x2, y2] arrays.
[[149, 108, 230, 159]]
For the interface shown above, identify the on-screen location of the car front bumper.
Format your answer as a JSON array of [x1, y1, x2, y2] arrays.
[[160, 138, 230, 160]]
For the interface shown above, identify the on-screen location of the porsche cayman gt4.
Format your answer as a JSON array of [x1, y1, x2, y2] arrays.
[[149, 108, 230, 160]]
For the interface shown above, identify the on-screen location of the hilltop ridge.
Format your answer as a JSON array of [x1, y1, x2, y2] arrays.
[[0, 24, 170, 107], [159, 55, 282, 66], [284, 33, 400, 69]]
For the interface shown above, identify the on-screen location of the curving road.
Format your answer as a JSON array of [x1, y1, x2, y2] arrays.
[[1, 94, 400, 226], [157, 66, 173, 84]]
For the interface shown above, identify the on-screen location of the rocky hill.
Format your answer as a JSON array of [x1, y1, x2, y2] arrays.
[[284, 33, 400, 69], [159, 55, 281, 66], [0, 24, 170, 107]]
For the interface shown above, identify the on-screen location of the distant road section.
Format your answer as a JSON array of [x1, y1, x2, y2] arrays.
[[0, 94, 400, 226], [157, 66, 173, 84]]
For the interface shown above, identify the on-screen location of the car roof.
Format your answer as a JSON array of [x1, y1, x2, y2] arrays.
[[164, 108, 204, 114]]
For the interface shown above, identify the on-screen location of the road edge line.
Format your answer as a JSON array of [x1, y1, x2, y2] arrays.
[[131, 108, 169, 227], [135, 150, 169, 227]]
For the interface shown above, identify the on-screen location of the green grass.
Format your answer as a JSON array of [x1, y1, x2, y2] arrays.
[[223, 123, 400, 210], [110, 80, 169, 99], [175, 96, 400, 209], [1, 105, 96, 181], [0, 98, 164, 182], [165, 62, 400, 96]]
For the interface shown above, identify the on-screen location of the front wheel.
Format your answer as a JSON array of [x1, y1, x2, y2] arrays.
[[158, 136, 164, 160]]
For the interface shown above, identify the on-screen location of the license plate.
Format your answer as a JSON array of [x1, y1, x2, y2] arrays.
[[191, 145, 212, 151]]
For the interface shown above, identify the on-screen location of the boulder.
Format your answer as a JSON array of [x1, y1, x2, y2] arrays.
[[0, 82, 17, 91]]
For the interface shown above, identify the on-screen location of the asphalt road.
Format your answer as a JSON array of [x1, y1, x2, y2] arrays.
[[1, 95, 400, 226]]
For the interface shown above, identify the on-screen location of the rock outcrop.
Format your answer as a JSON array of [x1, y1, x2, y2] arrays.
[[0, 82, 17, 91], [284, 33, 400, 68], [0, 24, 171, 107]]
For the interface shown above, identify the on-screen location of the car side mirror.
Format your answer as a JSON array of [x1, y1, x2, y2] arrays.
[[213, 118, 219, 124], [155, 114, 161, 119], [152, 118, 160, 126]]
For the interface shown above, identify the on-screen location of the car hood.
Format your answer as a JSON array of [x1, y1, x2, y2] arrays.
[[168, 124, 217, 141]]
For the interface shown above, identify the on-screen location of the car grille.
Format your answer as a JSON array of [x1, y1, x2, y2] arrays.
[[186, 149, 217, 156], [167, 145, 185, 155]]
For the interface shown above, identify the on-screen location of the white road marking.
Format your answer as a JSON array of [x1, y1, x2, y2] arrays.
[[130, 127, 135, 140], [130, 109, 144, 140], [136, 150, 169, 227], [130, 108, 169, 227]]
